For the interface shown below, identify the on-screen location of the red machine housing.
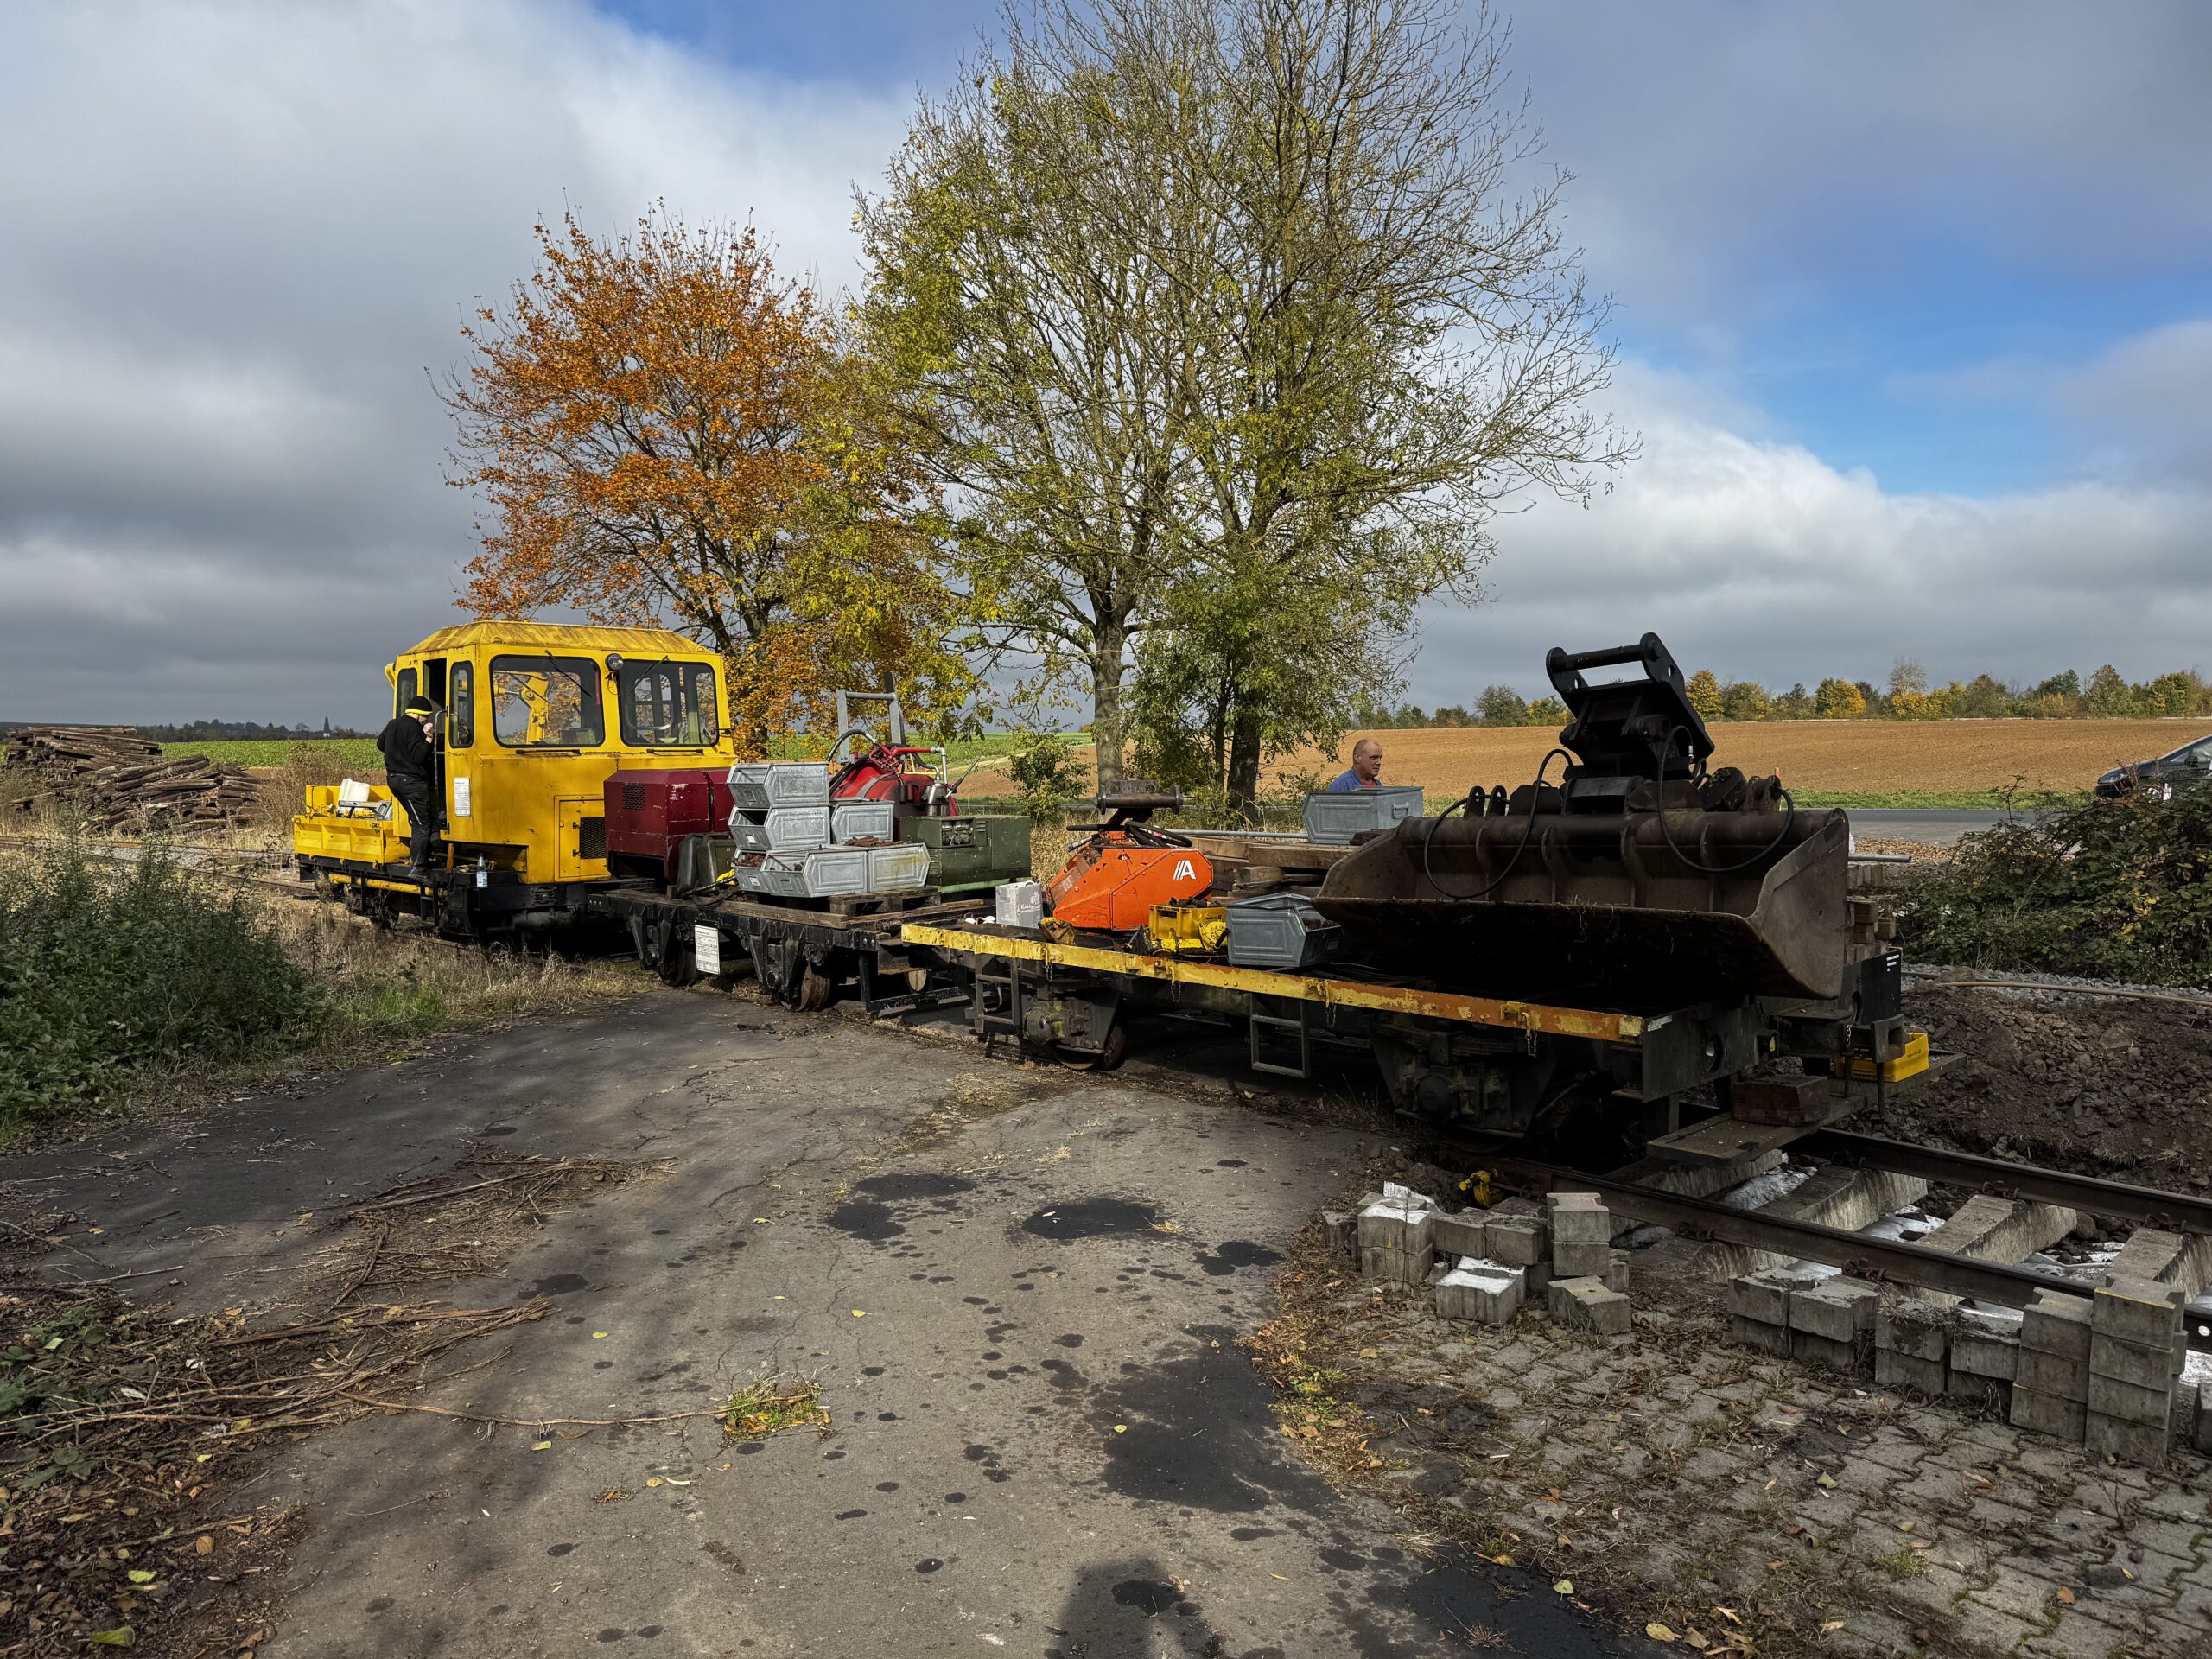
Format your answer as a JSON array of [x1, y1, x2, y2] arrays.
[[602, 767, 733, 880], [831, 743, 956, 817], [1047, 836, 1213, 931]]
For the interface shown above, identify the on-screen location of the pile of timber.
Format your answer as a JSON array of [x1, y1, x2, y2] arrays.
[[3, 726, 262, 829]]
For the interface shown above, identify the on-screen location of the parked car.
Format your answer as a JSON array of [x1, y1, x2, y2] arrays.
[[2094, 733, 2212, 798]]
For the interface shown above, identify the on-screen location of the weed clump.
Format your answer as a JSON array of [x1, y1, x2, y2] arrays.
[[0, 837, 323, 1128], [1893, 780, 2212, 986]]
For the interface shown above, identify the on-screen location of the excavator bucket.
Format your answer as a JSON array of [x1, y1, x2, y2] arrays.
[[1314, 804, 1851, 1008]]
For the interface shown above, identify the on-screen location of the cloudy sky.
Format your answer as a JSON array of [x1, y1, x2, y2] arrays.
[[2, 1, 2207, 725]]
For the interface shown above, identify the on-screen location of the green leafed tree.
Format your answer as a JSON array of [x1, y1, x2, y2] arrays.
[[1478, 684, 1529, 726], [861, 0, 1629, 803], [1720, 680, 1771, 721], [1685, 670, 1725, 722], [1815, 677, 1866, 720]]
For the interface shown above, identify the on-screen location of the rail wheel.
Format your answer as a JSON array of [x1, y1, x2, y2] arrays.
[[1055, 1021, 1128, 1072], [794, 962, 836, 1012]]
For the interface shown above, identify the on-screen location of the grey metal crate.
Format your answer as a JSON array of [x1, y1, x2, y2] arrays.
[[866, 842, 931, 891], [757, 848, 871, 899], [728, 761, 831, 811], [830, 801, 896, 843], [1224, 893, 1341, 969], [1302, 785, 1425, 845], [730, 805, 832, 853]]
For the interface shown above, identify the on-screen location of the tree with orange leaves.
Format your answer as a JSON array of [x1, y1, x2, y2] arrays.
[[443, 207, 981, 754]]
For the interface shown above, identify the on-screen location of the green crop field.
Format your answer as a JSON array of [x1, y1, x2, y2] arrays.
[[160, 738, 384, 769]]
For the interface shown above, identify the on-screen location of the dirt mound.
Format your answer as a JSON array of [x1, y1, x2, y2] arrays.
[[1847, 984, 2212, 1189]]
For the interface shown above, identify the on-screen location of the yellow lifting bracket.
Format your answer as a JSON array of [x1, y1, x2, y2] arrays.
[[897, 922, 1646, 1046]]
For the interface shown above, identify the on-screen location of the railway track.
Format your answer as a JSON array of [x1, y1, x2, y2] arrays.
[[1453, 1124, 2212, 1319]]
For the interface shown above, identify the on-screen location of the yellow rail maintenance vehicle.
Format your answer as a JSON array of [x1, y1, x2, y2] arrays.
[[293, 622, 737, 937]]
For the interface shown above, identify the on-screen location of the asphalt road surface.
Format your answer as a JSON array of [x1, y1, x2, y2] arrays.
[[1, 993, 1645, 1659], [1845, 807, 2020, 846]]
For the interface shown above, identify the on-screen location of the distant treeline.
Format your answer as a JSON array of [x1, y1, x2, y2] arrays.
[[136, 720, 371, 741], [1357, 664, 2212, 728]]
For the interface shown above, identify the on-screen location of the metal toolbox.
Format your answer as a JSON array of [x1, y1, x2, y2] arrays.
[[866, 842, 931, 892], [829, 801, 896, 843], [731, 854, 769, 893], [727, 761, 831, 811], [729, 805, 832, 853], [1302, 785, 1425, 845], [1224, 893, 1341, 969], [757, 848, 871, 899]]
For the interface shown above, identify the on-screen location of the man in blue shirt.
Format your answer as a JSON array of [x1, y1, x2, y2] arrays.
[[1328, 737, 1383, 791]]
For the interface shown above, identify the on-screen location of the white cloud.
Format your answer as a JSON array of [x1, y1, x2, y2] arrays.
[[1413, 359, 2212, 704], [0, 0, 908, 724]]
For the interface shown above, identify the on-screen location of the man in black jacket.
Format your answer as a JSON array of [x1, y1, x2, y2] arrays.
[[376, 696, 439, 876]]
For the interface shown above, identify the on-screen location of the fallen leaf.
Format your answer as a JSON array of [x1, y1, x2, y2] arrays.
[[645, 1477, 664, 1488], [2056, 1587, 2075, 1605], [1646, 1622, 1678, 1642], [1897, 1520, 1915, 1533], [1269, 1573, 1288, 1581], [531, 1440, 552, 1452], [126, 1569, 156, 1585], [1113, 1425, 1127, 1433], [592, 1332, 608, 1340], [88, 1630, 134, 1648], [1816, 1472, 1837, 1488], [1554, 1579, 1575, 1596], [851, 1310, 868, 1319], [1685, 1633, 1711, 1651], [1821, 1620, 1846, 1632], [663, 1477, 692, 1486], [195, 1536, 213, 1555]]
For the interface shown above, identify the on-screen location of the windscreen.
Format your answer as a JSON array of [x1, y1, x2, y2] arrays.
[[617, 660, 721, 747], [490, 656, 605, 748]]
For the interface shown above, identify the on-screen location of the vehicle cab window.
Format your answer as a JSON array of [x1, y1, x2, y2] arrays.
[[617, 660, 721, 747], [490, 655, 605, 747]]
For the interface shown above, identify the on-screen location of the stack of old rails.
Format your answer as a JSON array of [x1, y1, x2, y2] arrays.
[[727, 763, 928, 899], [4, 728, 261, 829]]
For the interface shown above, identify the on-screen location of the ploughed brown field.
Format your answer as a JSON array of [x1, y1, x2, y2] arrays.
[[962, 718, 2212, 799]]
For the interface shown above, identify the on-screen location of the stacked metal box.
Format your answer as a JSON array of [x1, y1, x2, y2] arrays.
[[726, 763, 931, 898]]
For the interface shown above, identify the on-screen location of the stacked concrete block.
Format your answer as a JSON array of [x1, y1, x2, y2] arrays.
[[2011, 1291, 2093, 1443], [1788, 1278, 1880, 1373], [1726, 1266, 1827, 1357], [1547, 1192, 1614, 1279], [1430, 1211, 1488, 1261], [2085, 1277, 2187, 1465], [1548, 1274, 1632, 1338], [1322, 1210, 1356, 1259], [1434, 1258, 1527, 1326], [1876, 1300, 1950, 1395], [1948, 1306, 2022, 1413], [1482, 1198, 1549, 1271], [1357, 1189, 1437, 1286]]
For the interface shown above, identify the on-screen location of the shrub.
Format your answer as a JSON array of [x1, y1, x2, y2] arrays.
[[1892, 779, 2212, 986], [0, 837, 325, 1128], [1004, 731, 1084, 819]]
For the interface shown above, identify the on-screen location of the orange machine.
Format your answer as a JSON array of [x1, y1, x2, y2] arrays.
[[1046, 789, 1214, 931]]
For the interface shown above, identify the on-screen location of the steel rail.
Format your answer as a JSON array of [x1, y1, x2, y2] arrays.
[[1795, 1129, 2212, 1235], [1478, 1154, 2093, 1306]]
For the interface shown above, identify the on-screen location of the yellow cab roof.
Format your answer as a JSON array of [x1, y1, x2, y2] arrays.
[[403, 621, 715, 658]]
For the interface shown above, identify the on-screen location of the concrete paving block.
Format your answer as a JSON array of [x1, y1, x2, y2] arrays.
[[1948, 1370, 2012, 1414], [2020, 1293, 2093, 1360], [2087, 1370, 2176, 1429], [1548, 1275, 1632, 1338], [1876, 1346, 1946, 1395], [1484, 1215, 1548, 1268], [1730, 1314, 1792, 1357], [1359, 1243, 1435, 1285], [1601, 1249, 1630, 1294], [2016, 1344, 2090, 1402], [1430, 1211, 1487, 1260], [1727, 1266, 1823, 1326], [1546, 1193, 1612, 1245], [1789, 1279, 1881, 1343], [2093, 1277, 2185, 1344], [1435, 1262, 1525, 1326], [1952, 1308, 2023, 1381], [1791, 1329, 1869, 1374], [2085, 1410, 2171, 1468], [1553, 1238, 1611, 1278], [2088, 1330, 2186, 1393], [1322, 1210, 1355, 1256], [1358, 1197, 1435, 1255], [2010, 1383, 2088, 1443], [1878, 1301, 1950, 1363]]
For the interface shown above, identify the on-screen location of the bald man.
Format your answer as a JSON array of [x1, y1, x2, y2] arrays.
[[1328, 737, 1382, 791]]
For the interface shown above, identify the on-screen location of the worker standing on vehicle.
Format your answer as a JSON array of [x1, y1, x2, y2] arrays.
[[377, 696, 439, 877], [1327, 737, 1383, 791]]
